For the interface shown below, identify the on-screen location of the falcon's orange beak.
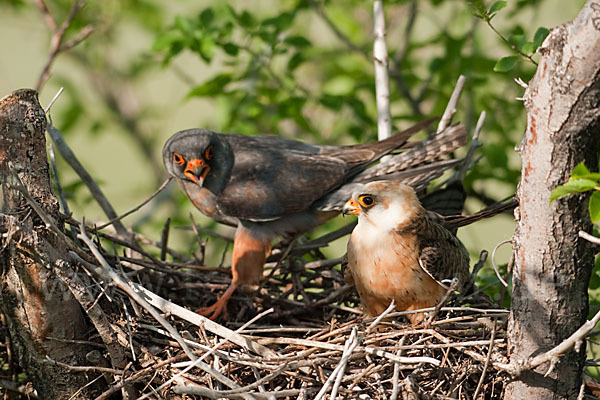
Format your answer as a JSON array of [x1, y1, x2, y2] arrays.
[[185, 159, 211, 186], [342, 198, 361, 216]]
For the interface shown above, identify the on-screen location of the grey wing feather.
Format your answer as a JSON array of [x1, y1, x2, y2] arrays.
[[353, 124, 466, 181], [417, 220, 470, 289], [217, 136, 351, 221]]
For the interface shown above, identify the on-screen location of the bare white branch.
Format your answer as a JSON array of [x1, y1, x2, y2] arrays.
[[438, 75, 466, 133], [373, 0, 392, 144]]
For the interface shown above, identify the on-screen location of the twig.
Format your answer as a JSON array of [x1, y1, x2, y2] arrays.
[[491, 239, 511, 287], [314, 302, 395, 400], [424, 278, 459, 327], [330, 327, 357, 399], [373, 0, 392, 145], [473, 317, 497, 398], [172, 387, 316, 399], [35, 0, 93, 90], [131, 283, 279, 358], [309, 0, 368, 58], [76, 221, 197, 361], [437, 75, 466, 133], [44, 86, 64, 113], [519, 309, 600, 375], [139, 309, 275, 400], [486, 20, 538, 66], [390, 337, 406, 400], [579, 230, 600, 246], [392, 0, 417, 68], [46, 121, 129, 238], [95, 177, 173, 231], [43, 356, 123, 375], [47, 141, 70, 216]]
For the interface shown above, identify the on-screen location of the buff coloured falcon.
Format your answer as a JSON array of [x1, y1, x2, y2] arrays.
[[342, 180, 470, 324], [163, 119, 466, 319]]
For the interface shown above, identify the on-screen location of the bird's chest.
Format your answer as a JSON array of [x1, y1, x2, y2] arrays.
[[179, 180, 219, 217], [347, 223, 434, 301]]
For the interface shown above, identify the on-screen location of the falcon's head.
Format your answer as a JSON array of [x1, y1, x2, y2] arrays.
[[162, 129, 233, 194], [342, 180, 423, 230]]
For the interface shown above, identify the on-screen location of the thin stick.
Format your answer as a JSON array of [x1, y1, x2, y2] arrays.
[[76, 221, 197, 361], [424, 278, 459, 327], [43, 356, 123, 375], [373, 1, 393, 145], [314, 301, 399, 400], [330, 327, 357, 399], [437, 75, 466, 133], [47, 141, 70, 216], [172, 387, 315, 399], [44, 86, 64, 113], [390, 337, 406, 400], [35, 0, 92, 90], [46, 122, 128, 237], [96, 177, 172, 230], [491, 239, 511, 287], [523, 308, 600, 374], [473, 317, 497, 398], [138, 309, 274, 400], [579, 230, 600, 245], [131, 284, 279, 358]]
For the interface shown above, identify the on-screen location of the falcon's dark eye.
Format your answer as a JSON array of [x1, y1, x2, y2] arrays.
[[204, 146, 214, 161], [358, 195, 375, 208], [173, 153, 185, 166]]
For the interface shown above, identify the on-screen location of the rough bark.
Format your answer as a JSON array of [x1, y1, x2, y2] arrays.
[[506, 1, 600, 399], [0, 89, 94, 399]]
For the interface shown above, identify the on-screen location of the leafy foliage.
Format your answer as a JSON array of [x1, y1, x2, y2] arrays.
[[551, 161, 600, 223]]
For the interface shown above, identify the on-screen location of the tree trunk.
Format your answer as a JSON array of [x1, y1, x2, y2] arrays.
[[506, 1, 600, 399], [0, 89, 94, 399]]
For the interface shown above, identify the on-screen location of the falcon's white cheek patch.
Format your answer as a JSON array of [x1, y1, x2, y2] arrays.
[[361, 202, 413, 233]]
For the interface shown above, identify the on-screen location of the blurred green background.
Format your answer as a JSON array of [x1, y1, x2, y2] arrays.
[[0, 0, 593, 351]]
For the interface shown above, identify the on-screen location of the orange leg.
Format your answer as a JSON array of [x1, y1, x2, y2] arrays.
[[197, 283, 238, 320], [197, 224, 271, 321]]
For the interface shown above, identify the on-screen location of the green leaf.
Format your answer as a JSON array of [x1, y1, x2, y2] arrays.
[[488, 1, 507, 19], [174, 15, 194, 34], [508, 34, 526, 51], [590, 191, 600, 224], [187, 73, 233, 97], [571, 162, 600, 181], [151, 31, 184, 52], [521, 42, 535, 55], [238, 10, 257, 28], [284, 35, 311, 48], [467, 0, 488, 19], [199, 8, 214, 27], [493, 56, 518, 72], [320, 94, 344, 111], [550, 178, 599, 203], [223, 42, 239, 56], [287, 52, 305, 71], [489, 1, 507, 13], [533, 27, 550, 48], [262, 12, 294, 32], [572, 162, 591, 178]]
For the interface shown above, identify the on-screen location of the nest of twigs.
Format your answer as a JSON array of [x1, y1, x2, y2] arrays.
[[29, 214, 511, 400]]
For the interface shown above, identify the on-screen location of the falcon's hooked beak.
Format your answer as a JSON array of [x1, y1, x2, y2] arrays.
[[184, 159, 211, 186], [342, 198, 361, 216]]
